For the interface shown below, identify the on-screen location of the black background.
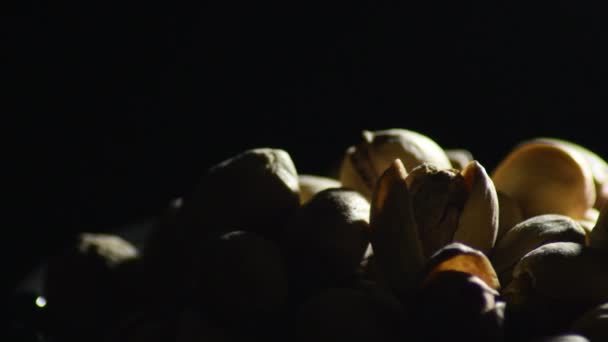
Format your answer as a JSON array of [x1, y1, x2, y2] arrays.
[[6, 1, 607, 291]]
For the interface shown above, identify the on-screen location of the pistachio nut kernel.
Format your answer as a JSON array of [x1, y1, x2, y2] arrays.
[[406, 163, 468, 258], [340, 129, 451, 200]]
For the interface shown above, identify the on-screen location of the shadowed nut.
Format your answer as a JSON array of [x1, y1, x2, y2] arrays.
[[570, 301, 608, 342], [413, 243, 504, 342], [491, 214, 587, 287], [503, 242, 608, 338], [297, 174, 342, 205], [492, 142, 596, 221], [535, 335, 590, 342], [281, 188, 370, 297], [177, 148, 300, 240], [340, 129, 451, 200]]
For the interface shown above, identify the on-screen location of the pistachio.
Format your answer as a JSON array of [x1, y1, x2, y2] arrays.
[[407, 160, 499, 256], [570, 301, 608, 342], [527, 138, 608, 210], [492, 142, 596, 221], [491, 214, 587, 286], [503, 242, 608, 338], [281, 188, 370, 298], [297, 174, 341, 205], [368, 159, 498, 299], [340, 129, 451, 200], [496, 191, 524, 241], [445, 148, 474, 170], [176, 148, 300, 240], [414, 243, 504, 342], [368, 159, 425, 299]]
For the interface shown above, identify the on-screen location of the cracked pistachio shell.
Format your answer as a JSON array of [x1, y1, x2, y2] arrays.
[[445, 149, 474, 170], [405, 160, 498, 257], [492, 142, 596, 221], [570, 302, 608, 342], [297, 174, 341, 205], [589, 203, 608, 251], [340, 129, 451, 200], [528, 138, 608, 210], [491, 214, 587, 287], [178, 148, 300, 240], [496, 191, 524, 242], [369, 159, 425, 299]]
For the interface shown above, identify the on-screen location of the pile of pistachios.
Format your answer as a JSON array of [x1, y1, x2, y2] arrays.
[[42, 129, 608, 342]]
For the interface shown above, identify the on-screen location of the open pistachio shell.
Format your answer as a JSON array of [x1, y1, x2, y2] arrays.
[[570, 301, 608, 342], [369, 159, 425, 299], [492, 142, 596, 221], [528, 138, 608, 210], [340, 129, 451, 200], [454, 161, 499, 255], [297, 174, 342, 205], [589, 203, 608, 251], [491, 215, 587, 286]]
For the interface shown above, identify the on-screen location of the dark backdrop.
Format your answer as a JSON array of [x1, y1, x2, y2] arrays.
[[6, 1, 607, 291]]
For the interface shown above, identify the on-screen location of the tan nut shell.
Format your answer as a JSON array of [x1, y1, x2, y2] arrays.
[[340, 129, 452, 200], [492, 142, 596, 220], [454, 161, 499, 255], [491, 214, 587, 286], [369, 159, 425, 298], [445, 149, 474, 170], [529, 138, 608, 209]]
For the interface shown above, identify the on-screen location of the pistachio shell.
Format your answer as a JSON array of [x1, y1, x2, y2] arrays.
[[570, 302, 608, 342], [491, 214, 587, 286], [496, 191, 524, 241], [528, 138, 608, 210], [454, 161, 499, 255], [297, 174, 342, 205], [406, 163, 468, 258], [340, 129, 451, 200], [422, 242, 500, 290], [492, 142, 596, 220], [445, 148, 474, 170], [282, 188, 370, 297], [178, 148, 300, 240], [504, 242, 608, 305], [369, 159, 425, 299]]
